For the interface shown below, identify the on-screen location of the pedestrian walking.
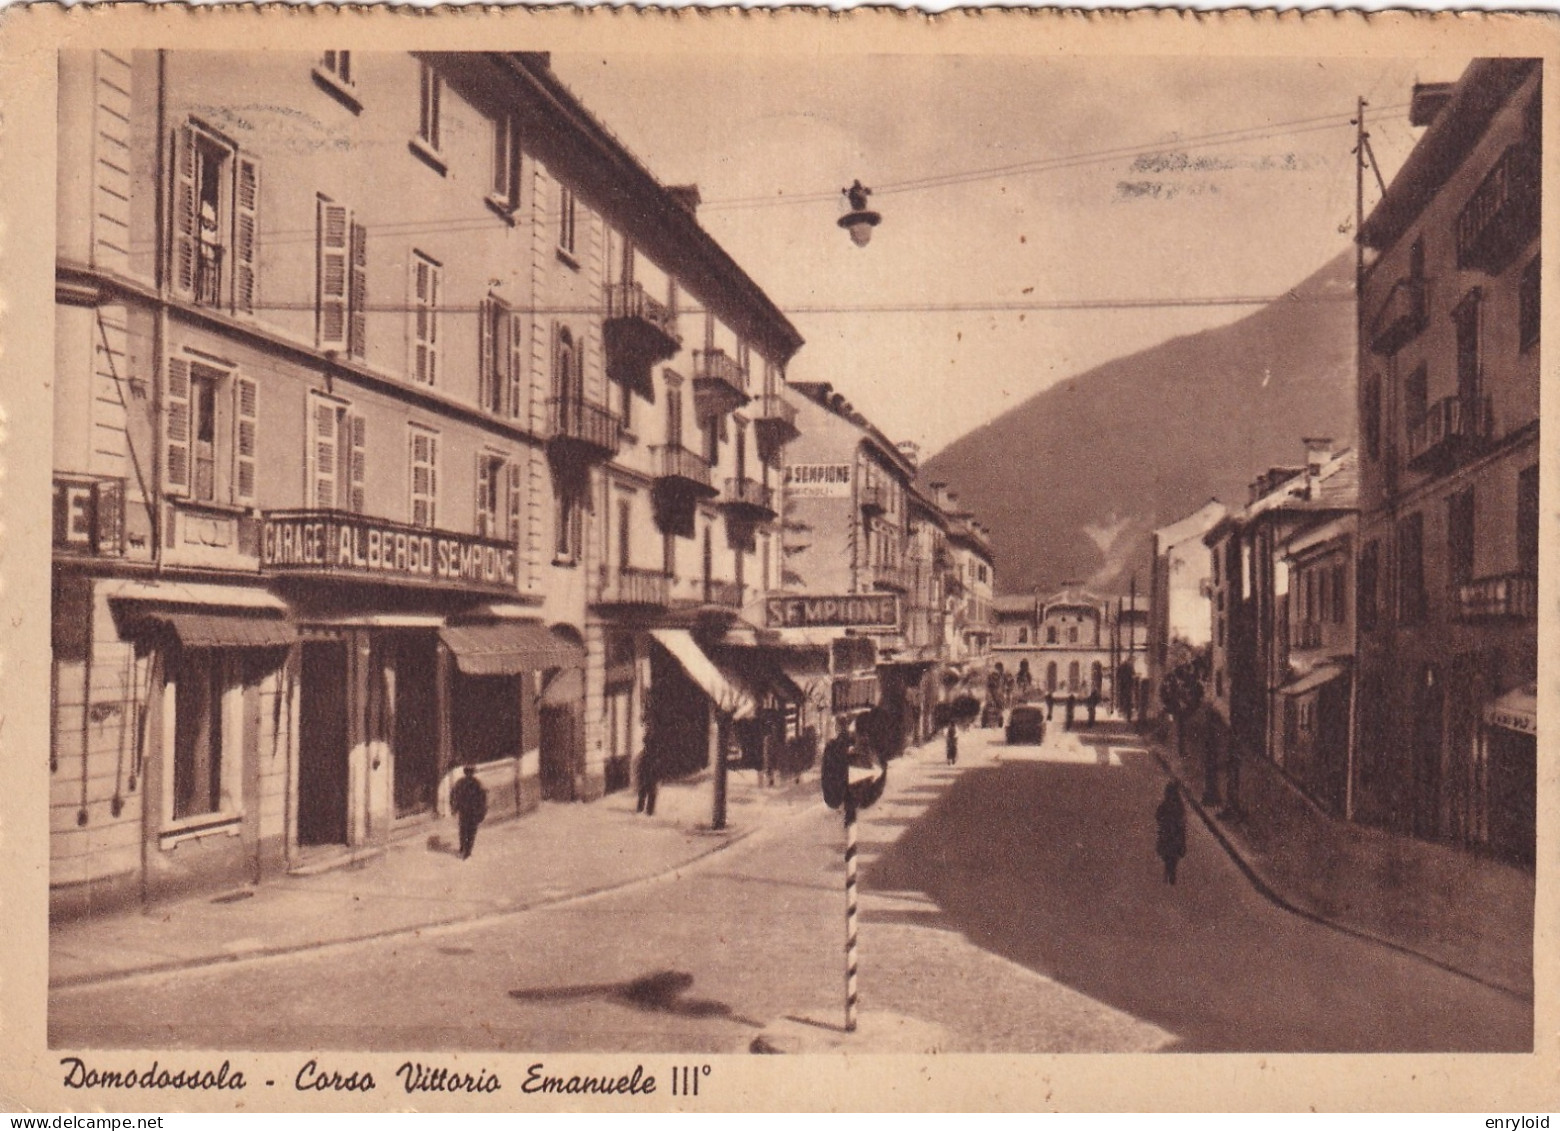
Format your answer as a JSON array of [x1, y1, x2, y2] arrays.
[[1045, 690, 1055, 720], [1086, 688, 1099, 728], [636, 746, 660, 816], [945, 721, 958, 766], [449, 764, 489, 860], [1064, 692, 1076, 731], [1155, 781, 1187, 884]]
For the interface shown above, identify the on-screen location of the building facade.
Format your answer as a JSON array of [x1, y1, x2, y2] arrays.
[[1353, 60, 1540, 867], [51, 50, 802, 916], [1146, 499, 1227, 718]]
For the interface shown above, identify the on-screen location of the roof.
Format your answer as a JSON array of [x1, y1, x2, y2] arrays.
[[1154, 500, 1228, 551], [991, 594, 1037, 616], [788, 382, 918, 479], [1359, 58, 1539, 252], [1204, 449, 1358, 543]]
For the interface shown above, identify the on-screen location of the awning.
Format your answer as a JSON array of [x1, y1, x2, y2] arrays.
[[145, 612, 296, 649], [716, 647, 805, 707], [1485, 684, 1537, 735], [440, 622, 584, 677], [650, 628, 755, 719], [103, 578, 287, 612], [1279, 663, 1349, 697]]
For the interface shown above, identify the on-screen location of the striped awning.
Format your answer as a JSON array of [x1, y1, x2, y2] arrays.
[[650, 628, 756, 720], [440, 622, 584, 677], [151, 612, 296, 649], [1279, 663, 1348, 698]]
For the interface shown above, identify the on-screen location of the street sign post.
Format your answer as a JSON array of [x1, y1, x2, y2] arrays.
[[821, 730, 886, 1032]]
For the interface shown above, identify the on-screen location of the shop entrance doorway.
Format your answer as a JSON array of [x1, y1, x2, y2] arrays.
[[393, 633, 441, 817], [297, 640, 349, 847]]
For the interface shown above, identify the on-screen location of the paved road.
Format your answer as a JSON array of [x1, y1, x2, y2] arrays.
[[51, 725, 1530, 1053]]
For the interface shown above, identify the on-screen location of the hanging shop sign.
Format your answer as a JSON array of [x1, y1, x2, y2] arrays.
[[766, 593, 900, 630], [262, 510, 518, 594], [784, 464, 853, 498]]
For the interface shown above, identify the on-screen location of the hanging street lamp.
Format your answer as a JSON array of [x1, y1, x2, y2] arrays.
[[838, 180, 882, 247]]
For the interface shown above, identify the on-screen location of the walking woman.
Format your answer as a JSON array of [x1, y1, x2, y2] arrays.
[[1155, 781, 1187, 884]]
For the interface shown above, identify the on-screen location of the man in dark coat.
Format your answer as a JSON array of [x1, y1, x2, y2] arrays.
[[1155, 781, 1187, 884], [636, 745, 660, 816], [1064, 693, 1076, 731], [450, 765, 488, 860], [945, 721, 958, 766], [1086, 688, 1100, 728], [1045, 690, 1055, 720]]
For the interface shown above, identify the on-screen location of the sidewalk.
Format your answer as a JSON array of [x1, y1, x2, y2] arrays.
[[50, 764, 824, 990], [1077, 717, 1533, 1000]]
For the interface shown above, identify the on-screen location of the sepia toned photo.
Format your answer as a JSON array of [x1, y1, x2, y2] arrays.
[[0, 5, 1555, 1113]]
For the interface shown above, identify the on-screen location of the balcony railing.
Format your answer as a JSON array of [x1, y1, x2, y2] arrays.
[[1452, 572, 1537, 621], [595, 566, 671, 609], [195, 243, 224, 306], [1405, 394, 1492, 472], [1293, 621, 1324, 649], [1370, 276, 1425, 355], [751, 393, 800, 448], [860, 484, 887, 516], [1457, 142, 1540, 274], [872, 561, 910, 593], [692, 349, 750, 416], [547, 398, 622, 462], [719, 477, 775, 518], [652, 444, 716, 495], [604, 281, 680, 393], [703, 578, 744, 609]]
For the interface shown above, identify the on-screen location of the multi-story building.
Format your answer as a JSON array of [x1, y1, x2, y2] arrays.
[[987, 585, 1141, 705], [50, 50, 801, 916], [1354, 60, 1540, 867], [1146, 499, 1227, 717]]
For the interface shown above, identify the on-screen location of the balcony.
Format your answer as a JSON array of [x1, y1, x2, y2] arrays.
[[594, 566, 671, 610], [871, 561, 910, 593], [1369, 277, 1425, 355], [652, 444, 717, 497], [678, 577, 744, 611], [860, 484, 887, 516], [691, 349, 750, 418], [1452, 572, 1537, 621], [194, 242, 224, 306], [1293, 621, 1324, 650], [604, 281, 680, 395], [943, 569, 966, 596], [547, 398, 622, 463], [719, 476, 775, 520], [1405, 394, 1492, 473], [751, 393, 800, 451], [1457, 142, 1540, 275]]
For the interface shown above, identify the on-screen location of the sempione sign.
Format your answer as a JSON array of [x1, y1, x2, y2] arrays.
[[262, 510, 518, 594], [765, 593, 900, 629]]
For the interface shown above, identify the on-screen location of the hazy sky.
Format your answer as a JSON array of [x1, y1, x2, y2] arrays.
[[553, 52, 1469, 457]]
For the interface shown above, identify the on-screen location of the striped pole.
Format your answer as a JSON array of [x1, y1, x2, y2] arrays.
[[844, 795, 859, 1033]]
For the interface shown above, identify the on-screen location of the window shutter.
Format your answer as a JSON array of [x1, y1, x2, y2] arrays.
[[427, 434, 439, 527], [233, 374, 258, 505], [313, 400, 339, 508], [410, 431, 427, 526], [348, 221, 367, 359], [493, 302, 512, 415], [476, 452, 492, 538], [427, 266, 439, 386], [317, 199, 349, 350], [233, 156, 260, 315], [172, 125, 197, 299], [164, 357, 191, 495], [412, 259, 428, 383], [508, 310, 525, 419], [477, 296, 495, 412], [348, 413, 366, 513], [506, 460, 522, 544]]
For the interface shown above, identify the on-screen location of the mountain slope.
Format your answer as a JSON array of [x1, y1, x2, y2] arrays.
[[921, 251, 1357, 596]]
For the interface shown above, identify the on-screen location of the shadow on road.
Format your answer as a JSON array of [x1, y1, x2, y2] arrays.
[[508, 969, 764, 1028]]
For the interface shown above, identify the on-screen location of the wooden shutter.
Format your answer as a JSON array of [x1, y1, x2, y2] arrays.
[[172, 125, 197, 299], [164, 357, 191, 495], [477, 297, 496, 412], [348, 413, 366, 513], [427, 434, 438, 526], [507, 310, 525, 419], [412, 258, 433, 384], [233, 156, 260, 314], [493, 302, 512, 415], [233, 374, 258, 505], [476, 453, 493, 538], [317, 199, 349, 350], [348, 221, 367, 359], [312, 399, 338, 508], [427, 265, 439, 386], [506, 460, 522, 544]]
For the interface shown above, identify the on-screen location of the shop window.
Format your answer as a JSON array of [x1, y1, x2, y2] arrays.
[[171, 122, 259, 314], [316, 196, 367, 357], [172, 649, 227, 821], [410, 252, 441, 385], [164, 356, 258, 508], [308, 393, 365, 512], [491, 114, 521, 214], [408, 425, 439, 528], [479, 296, 524, 418]]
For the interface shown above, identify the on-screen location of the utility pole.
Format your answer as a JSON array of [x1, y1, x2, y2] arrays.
[[1354, 96, 1366, 296]]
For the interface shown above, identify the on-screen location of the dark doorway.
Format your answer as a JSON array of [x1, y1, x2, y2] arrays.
[[539, 705, 578, 801], [454, 673, 522, 768], [393, 633, 441, 818], [297, 641, 349, 847], [1412, 665, 1444, 840], [1316, 678, 1351, 815]]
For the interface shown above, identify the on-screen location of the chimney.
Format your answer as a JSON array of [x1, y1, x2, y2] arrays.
[[897, 441, 921, 470], [1410, 82, 1455, 127], [1303, 436, 1333, 498], [666, 184, 702, 216]]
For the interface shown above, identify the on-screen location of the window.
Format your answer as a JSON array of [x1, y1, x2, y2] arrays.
[[409, 425, 439, 528], [308, 393, 365, 512], [703, 415, 720, 467], [558, 185, 578, 257], [1067, 626, 1078, 644], [1448, 489, 1476, 589], [553, 484, 582, 564], [491, 115, 521, 212], [1358, 541, 1380, 631], [1364, 375, 1382, 461], [1517, 464, 1539, 577], [1454, 289, 1482, 403], [1018, 628, 1029, 645], [321, 51, 353, 85], [620, 378, 634, 434], [479, 296, 524, 417], [663, 530, 676, 578], [617, 497, 632, 572], [418, 61, 441, 152], [667, 388, 684, 449], [172, 122, 259, 314], [476, 453, 521, 540], [163, 356, 258, 508], [1397, 512, 1425, 624], [173, 649, 227, 821], [553, 326, 582, 402], [316, 197, 367, 357], [759, 532, 771, 594], [1520, 255, 1541, 353], [410, 252, 441, 385], [1046, 626, 1057, 645], [1404, 364, 1428, 429]]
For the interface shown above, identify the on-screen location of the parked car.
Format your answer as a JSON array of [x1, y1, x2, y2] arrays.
[[980, 700, 1004, 728], [1006, 704, 1046, 745]]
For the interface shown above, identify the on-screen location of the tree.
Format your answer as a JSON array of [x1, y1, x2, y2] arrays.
[[1159, 660, 1204, 759]]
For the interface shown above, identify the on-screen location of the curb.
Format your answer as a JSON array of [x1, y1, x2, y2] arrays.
[[1148, 746, 1531, 1003], [51, 800, 812, 993]]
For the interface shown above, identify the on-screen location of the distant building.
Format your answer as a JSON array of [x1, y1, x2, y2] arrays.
[[988, 585, 1139, 705], [1146, 500, 1227, 718], [1354, 59, 1539, 867]]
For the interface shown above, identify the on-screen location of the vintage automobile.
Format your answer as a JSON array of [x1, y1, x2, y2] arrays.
[[1006, 704, 1047, 745]]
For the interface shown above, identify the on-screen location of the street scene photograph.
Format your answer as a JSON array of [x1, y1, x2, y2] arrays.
[[40, 35, 1539, 1062]]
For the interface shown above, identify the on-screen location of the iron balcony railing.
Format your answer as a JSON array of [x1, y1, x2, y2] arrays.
[[652, 444, 715, 492], [195, 243, 224, 306], [872, 561, 910, 592], [1405, 394, 1492, 470], [860, 484, 887, 515], [703, 578, 744, 608], [1452, 572, 1537, 621], [1294, 621, 1324, 649], [1457, 142, 1541, 274], [1370, 276, 1425, 355], [547, 397, 623, 458], [693, 348, 748, 389], [605, 281, 680, 344], [721, 477, 775, 515], [596, 566, 671, 608], [751, 393, 800, 446]]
